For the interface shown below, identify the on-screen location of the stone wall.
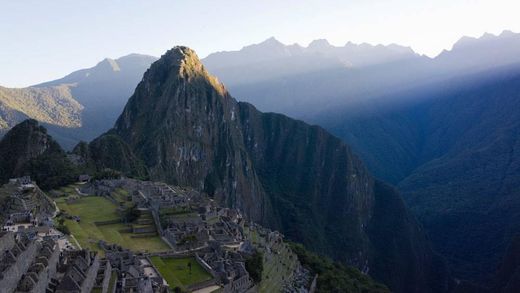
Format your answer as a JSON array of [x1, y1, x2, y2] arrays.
[[81, 254, 100, 293], [0, 240, 38, 293], [0, 232, 15, 252], [132, 226, 156, 234], [96, 260, 112, 293], [186, 278, 217, 292], [24, 240, 60, 293], [222, 274, 253, 293]]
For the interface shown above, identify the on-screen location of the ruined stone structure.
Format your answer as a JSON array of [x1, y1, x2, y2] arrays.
[[16, 237, 59, 293], [1, 177, 55, 226], [0, 232, 62, 293], [92, 259, 112, 293], [100, 242, 165, 292], [198, 242, 254, 293], [75, 178, 312, 292], [55, 250, 101, 293]]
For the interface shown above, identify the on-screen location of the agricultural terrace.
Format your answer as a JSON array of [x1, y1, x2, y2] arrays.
[[150, 256, 213, 290], [55, 195, 169, 253]]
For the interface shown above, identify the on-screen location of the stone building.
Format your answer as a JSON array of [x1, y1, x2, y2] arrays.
[[1, 177, 55, 226], [0, 232, 64, 293], [55, 250, 102, 293], [15, 238, 60, 293]]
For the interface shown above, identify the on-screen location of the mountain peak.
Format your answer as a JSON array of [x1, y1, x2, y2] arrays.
[[308, 39, 332, 49], [246, 37, 286, 51], [500, 29, 515, 37], [261, 36, 283, 45], [96, 58, 121, 72], [157, 46, 205, 77], [151, 46, 225, 94]]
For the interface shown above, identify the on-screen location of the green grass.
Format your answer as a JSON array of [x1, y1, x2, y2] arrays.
[[150, 256, 212, 289], [111, 188, 132, 207], [55, 196, 169, 253], [108, 271, 117, 293]]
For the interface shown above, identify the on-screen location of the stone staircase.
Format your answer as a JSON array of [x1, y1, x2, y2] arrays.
[[131, 210, 157, 236]]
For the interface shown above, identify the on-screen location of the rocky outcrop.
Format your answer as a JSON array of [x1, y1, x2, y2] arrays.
[[86, 46, 451, 292], [0, 119, 78, 189], [0, 119, 57, 182]]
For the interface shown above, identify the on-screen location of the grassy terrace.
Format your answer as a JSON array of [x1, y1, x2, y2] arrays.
[[150, 256, 212, 290], [111, 188, 133, 207], [55, 196, 169, 253], [244, 226, 298, 293]]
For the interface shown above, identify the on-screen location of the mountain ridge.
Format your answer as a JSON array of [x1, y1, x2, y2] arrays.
[[0, 53, 157, 149]]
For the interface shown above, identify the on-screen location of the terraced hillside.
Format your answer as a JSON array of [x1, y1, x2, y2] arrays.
[[150, 256, 213, 290], [54, 192, 169, 253]]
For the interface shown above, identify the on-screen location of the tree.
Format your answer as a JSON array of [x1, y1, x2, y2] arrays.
[[245, 250, 264, 283], [122, 204, 140, 222]]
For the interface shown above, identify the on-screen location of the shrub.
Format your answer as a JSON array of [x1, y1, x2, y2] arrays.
[[245, 250, 264, 283]]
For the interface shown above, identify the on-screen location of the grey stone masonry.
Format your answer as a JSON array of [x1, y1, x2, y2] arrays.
[[55, 250, 101, 293], [0, 232, 39, 293], [15, 238, 60, 293], [92, 259, 112, 293]]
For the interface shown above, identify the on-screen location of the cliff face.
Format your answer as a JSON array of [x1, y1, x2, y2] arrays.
[[90, 46, 450, 292], [113, 48, 270, 222], [237, 103, 374, 258]]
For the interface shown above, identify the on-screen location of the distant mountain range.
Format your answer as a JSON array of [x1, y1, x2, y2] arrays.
[[0, 54, 157, 149], [202, 31, 520, 284], [203, 30, 520, 119], [321, 64, 520, 282], [3, 31, 519, 148]]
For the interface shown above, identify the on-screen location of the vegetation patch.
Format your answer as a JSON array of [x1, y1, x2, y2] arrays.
[[55, 196, 169, 253], [245, 251, 263, 283], [150, 256, 212, 290], [289, 243, 390, 293]]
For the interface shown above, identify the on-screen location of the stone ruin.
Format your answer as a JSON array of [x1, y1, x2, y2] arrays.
[[1, 177, 55, 227], [0, 231, 115, 293], [100, 242, 166, 292]]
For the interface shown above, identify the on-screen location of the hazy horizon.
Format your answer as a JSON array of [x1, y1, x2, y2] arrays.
[[1, 0, 519, 87]]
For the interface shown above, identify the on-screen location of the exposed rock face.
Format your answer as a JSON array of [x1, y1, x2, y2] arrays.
[[112, 48, 270, 223], [83, 134, 149, 179], [89, 46, 451, 292]]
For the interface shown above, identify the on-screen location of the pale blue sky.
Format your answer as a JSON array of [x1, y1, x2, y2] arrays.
[[1, 0, 519, 87]]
